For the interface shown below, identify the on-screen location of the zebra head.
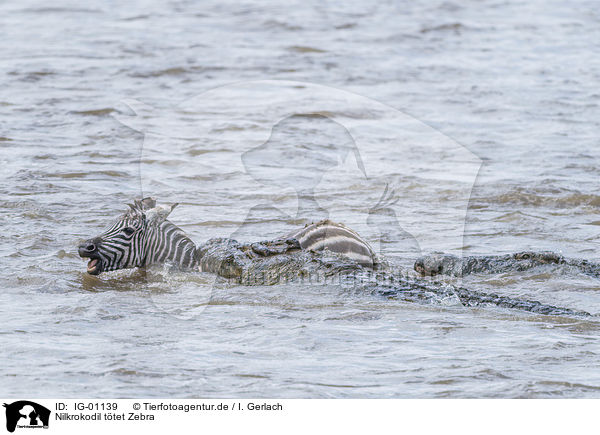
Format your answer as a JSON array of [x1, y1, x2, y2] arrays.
[[78, 197, 178, 275]]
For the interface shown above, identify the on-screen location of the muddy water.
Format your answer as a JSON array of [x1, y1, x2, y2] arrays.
[[1, 0, 600, 398]]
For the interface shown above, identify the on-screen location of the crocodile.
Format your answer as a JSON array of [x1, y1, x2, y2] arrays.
[[414, 251, 600, 279], [78, 198, 593, 318]]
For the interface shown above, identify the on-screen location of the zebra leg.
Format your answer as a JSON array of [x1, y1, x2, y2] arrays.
[[247, 238, 301, 257]]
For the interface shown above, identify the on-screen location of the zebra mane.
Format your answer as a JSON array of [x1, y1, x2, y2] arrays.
[[124, 197, 178, 225], [124, 197, 156, 219]]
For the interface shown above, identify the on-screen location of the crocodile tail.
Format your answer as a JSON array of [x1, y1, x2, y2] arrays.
[[453, 287, 591, 317]]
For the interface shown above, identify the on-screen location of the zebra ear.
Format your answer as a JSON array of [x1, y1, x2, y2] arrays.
[[145, 203, 178, 225], [126, 197, 156, 215], [139, 197, 156, 210]]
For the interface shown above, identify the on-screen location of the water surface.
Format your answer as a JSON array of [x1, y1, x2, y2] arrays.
[[1, 0, 599, 398]]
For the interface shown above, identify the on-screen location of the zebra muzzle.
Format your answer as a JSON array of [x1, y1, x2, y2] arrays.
[[87, 258, 100, 274], [78, 241, 103, 275]]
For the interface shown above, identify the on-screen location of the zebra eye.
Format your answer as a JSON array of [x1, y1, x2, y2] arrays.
[[122, 227, 135, 236]]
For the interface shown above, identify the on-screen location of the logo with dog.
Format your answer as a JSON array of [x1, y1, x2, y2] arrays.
[[3, 401, 50, 432]]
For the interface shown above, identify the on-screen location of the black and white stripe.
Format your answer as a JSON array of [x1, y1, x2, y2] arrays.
[[144, 221, 198, 269], [83, 199, 198, 274], [93, 216, 147, 272], [81, 199, 378, 275], [284, 219, 377, 266]]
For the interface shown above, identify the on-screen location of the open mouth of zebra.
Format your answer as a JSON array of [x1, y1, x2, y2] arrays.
[[80, 255, 102, 275], [87, 258, 101, 275]]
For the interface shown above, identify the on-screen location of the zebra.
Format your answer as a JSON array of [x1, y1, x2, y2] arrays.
[[78, 198, 197, 275], [78, 197, 377, 275], [78, 197, 593, 317], [283, 220, 377, 267]]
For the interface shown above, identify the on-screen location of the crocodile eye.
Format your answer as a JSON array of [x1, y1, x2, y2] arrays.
[[521, 253, 530, 259], [122, 227, 135, 236]]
